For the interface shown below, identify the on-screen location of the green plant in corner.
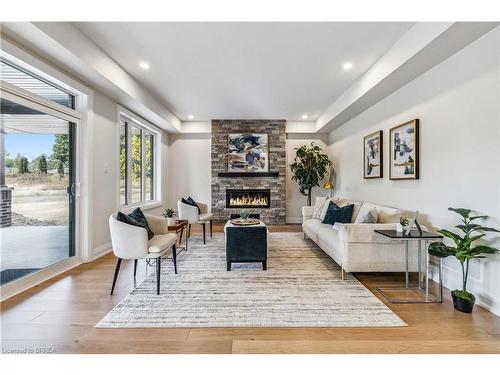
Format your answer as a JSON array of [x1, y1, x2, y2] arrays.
[[289, 142, 332, 206], [428, 207, 499, 313]]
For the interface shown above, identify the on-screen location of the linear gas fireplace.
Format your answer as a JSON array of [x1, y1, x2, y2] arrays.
[[226, 189, 271, 209]]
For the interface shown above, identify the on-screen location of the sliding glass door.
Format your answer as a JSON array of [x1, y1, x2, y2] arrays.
[[0, 97, 76, 285]]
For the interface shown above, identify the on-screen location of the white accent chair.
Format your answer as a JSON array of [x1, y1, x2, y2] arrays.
[[177, 200, 213, 244], [109, 213, 178, 295]]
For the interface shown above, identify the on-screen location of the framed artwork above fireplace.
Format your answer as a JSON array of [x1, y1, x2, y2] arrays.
[[228, 133, 269, 173]]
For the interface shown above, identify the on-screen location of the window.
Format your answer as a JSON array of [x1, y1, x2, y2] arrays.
[[0, 59, 75, 108], [119, 112, 158, 206]]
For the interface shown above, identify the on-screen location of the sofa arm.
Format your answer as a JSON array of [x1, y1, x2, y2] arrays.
[[334, 223, 397, 243], [302, 206, 315, 221], [145, 214, 169, 235]]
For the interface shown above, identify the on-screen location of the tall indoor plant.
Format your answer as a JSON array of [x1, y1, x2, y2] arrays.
[[289, 143, 332, 206], [428, 208, 499, 313]]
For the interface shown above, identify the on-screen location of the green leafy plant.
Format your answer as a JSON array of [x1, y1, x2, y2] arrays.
[[289, 143, 332, 206], [163, 208, 175, 218], [400, 216, 410, 227], [428, 208, 499, 302], [239, 210, 249, 220]]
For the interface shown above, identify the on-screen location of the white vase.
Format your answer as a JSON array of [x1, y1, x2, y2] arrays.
[[167, 217, 176, 226], [396, 223, 403, 233]]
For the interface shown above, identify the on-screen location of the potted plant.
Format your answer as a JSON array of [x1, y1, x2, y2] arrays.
[[398, 216, 410, 232], [289, 142, 332, 206], [239, 209, 250, 221], [428, 208, 499, 313], [163, 208, 176, 226]]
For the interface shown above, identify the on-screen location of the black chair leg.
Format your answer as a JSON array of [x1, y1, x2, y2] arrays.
[[110, 258, 122, 295], [172, 244, 178, 274], [263, 260, 267, 271], [156, 256, 161, 295], [188, 224, 191, 238], [203, 223, 206, 244], [133, 259, 138, 277], [210, 220, 213, 238], [227, 261, 231, 271]]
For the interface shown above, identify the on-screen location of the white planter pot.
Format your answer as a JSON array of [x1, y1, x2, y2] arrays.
[[167, 218, 176, 226], [396, 223, 404, 233]]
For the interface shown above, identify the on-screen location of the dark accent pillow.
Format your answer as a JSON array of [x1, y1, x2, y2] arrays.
[[117, 208, 154, 240], [322, 202, 354, 225], [184, 196, 201, 214]]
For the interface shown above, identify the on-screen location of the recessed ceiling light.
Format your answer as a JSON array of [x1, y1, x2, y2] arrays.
[[301, 114, 308, 120], [343, 62, 353, 70], [188, 114, 194, 120], [139, 61, 150, 70]]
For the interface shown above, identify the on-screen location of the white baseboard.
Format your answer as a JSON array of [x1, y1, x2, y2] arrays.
[[428, 261, 499, 317], [286, 217, 302, 224], [92, 242, 112, 261]]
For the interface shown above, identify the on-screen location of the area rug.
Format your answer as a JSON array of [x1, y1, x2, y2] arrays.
[[97, 233, 405, 328]]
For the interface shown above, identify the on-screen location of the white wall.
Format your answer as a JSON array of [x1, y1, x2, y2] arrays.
[[286, 134, 331, 223], [327, 28, 500, 315], [92, 91, 169, 254], [166, 134, 212, 210]]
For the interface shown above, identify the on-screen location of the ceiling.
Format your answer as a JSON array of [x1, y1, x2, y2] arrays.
[[75, 22, 414, 121]]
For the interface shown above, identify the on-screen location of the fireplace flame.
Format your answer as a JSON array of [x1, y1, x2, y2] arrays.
[[229, 194, 268, 206]]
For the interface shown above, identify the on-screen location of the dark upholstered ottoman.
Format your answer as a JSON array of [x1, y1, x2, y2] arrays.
[[224, 220, 268, 271]]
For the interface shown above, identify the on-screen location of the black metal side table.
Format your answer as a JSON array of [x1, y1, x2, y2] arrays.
[[374, 229, 444, 303]]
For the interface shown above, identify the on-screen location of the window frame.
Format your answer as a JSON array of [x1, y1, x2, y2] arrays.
[[117, 106, 161, 211]]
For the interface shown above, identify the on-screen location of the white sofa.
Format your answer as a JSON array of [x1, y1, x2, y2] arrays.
[[302, 197, 421, 279]]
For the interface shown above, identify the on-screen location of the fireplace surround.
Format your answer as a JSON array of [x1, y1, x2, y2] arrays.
[[226, 189, 271, 209]]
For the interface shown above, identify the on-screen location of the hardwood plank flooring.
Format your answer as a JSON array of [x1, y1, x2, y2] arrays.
[[1, 224, 499, 354]]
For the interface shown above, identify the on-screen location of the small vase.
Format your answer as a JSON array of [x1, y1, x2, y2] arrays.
[[396, 223, 403, 233], [167, 217, 176, 226]]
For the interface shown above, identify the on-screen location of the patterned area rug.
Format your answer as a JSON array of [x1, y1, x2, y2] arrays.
[[97, 233, 405, 328]]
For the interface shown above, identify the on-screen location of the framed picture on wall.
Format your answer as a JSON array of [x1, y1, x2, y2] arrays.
[[389, 119, 419, 180], [363, 130, 383, 179], [228, 133, 269, 172]]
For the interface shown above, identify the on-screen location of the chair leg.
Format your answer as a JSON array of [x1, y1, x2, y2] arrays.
[[188, 224, 191, 238], [210, 220, 213, 238], [156, 256, 161, 295], [203, 223, 206, 244], [263, 260, 267, 271], [133, 259, 138, 277], [227, 261, 231, 271], [172, 244, 178, 274], [110, 258, 122, 295]]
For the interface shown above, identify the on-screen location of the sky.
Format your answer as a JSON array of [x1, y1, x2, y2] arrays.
[[5, 134, 55, 161]]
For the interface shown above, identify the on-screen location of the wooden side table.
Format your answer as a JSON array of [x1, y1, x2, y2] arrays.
[[168, 219, 189, 255]]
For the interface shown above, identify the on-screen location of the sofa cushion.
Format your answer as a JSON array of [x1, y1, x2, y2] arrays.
[[355, 204, 378, 223], [312, 196, 328, 219], [322, 202, 354, 225], [335, 198, 363, 223], [353, 202, 402, 223]]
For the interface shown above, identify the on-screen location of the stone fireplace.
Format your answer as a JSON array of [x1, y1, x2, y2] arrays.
[[226, 189, 271, 209], [211, 119, 286, 224]]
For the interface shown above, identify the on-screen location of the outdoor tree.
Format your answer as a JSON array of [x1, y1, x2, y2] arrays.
[[37, 154, 48, 174], [18, 156, 29, 174], [52, 134, 69, 177]]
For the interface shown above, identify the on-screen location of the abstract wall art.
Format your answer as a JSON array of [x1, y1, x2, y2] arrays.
[[228, 133, 269, 172], [363, 130, 383, 179], [389, 119, 419, 180]]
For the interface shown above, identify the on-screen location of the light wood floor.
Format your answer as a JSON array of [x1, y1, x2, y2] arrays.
[[1, 224, 499, 354]]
